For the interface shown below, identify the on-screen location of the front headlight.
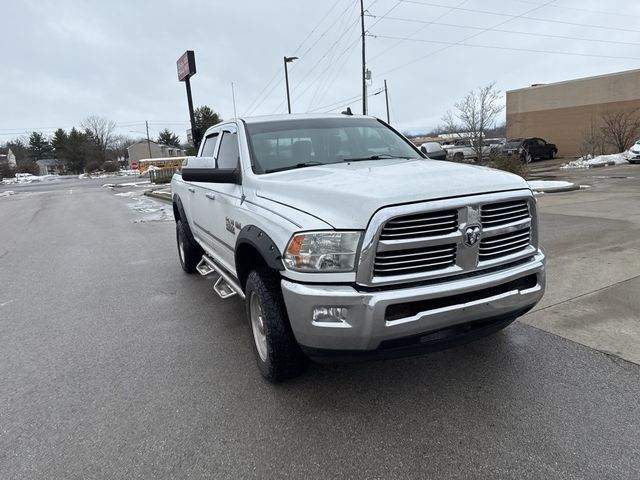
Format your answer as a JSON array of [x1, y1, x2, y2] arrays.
[[284, 231, 362, 272]]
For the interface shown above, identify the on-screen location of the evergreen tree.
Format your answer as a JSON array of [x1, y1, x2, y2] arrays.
[[28, 131, 52, 161], [51, 128, 68, 159], [194, 106, 222, 133], [157, 128, 181, 147], [64, 128, 88, 173]]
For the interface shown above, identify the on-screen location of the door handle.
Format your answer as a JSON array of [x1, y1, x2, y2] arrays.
[[205, 193, 216, 200], [187, 187, 195, 193]]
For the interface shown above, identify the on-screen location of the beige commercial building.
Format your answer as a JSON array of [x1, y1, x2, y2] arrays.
[[127, 141, 186, 164], [506, 69, 640, 157]]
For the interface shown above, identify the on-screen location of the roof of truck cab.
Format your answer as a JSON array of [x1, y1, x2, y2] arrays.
[[241, 113, 373, 124]]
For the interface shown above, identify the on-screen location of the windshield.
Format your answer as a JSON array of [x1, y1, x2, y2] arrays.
[[245, 117, 421, 173]]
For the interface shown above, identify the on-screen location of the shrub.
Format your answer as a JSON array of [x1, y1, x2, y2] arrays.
[[102, 161, 118, 172], [487, 154, 528, 178], [85, 160, 101, 173]]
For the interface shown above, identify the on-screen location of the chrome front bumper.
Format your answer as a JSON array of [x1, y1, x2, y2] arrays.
[[281, 251, 545, 351]]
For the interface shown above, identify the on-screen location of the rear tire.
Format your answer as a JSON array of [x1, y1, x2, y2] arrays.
[[549, 149, 556, 159], [176, 219, 203, 273], [453, 152, 464, 162], [245, 268, 309, 382]]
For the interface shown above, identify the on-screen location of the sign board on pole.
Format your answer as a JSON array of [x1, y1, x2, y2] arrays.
[[131, 162, 139, 170], [177, 51, 196, 81]]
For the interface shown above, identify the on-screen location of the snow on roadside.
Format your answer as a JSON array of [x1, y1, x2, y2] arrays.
[[561, 152, 629, 169], [528, 180, 577, 192], [0, 190, 16, 197], [112, 189, 172, 222]]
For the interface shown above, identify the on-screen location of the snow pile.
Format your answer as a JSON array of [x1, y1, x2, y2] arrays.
[[0, 190, 16, 197], [120, 169, 140, 176], [114, 191, 139, 198], [528, 180, 577, 193], [1, 178, 17, 185], [561, 152, 629, 169]]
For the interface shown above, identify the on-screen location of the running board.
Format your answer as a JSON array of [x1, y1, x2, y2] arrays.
[[196, 256, 245, 300]]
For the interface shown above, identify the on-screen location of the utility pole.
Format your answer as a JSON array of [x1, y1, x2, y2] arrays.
[[384, 79, 390, 123], [360, 0, 367, 115], [145, 120, 152, 158], [284, 56, 298, 114]]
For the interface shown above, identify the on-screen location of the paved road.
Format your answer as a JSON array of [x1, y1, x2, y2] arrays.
[[1, 178, 639, 479]]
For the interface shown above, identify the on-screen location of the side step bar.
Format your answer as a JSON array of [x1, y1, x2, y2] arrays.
[[196, 256, 245, 300]]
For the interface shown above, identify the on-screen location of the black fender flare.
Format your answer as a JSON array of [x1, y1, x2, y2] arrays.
[[173, 194, 197, 244], [173, 194, 187, 222], [235, 225, 284, 271]]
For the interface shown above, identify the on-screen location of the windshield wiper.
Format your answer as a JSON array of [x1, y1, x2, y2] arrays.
[[264, 161, 324, 174], [342, 154, 416, 162]]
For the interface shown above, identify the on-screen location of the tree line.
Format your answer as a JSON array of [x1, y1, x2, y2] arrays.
[[0, 106, 222, 178]]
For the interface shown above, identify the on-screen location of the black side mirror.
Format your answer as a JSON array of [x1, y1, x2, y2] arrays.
[[181, 167, 241, 184]]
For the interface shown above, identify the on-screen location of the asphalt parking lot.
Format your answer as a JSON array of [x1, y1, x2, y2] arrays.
[[524, 161, 640, 364], [0, 167, 639, 479]]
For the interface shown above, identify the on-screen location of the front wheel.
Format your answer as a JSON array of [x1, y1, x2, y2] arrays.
[[245, 269, 309, 382], [176, 219, 203, 273]]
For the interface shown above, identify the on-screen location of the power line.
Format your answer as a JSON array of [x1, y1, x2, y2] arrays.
[[399, 0, 640, 34], [372, 34, 640, 61], [369, 0, 468, 62], [510, 0, 640, 20], [376, 0, 558, 76], [244, 0, 350, 116], [378, 16, 640, 47]]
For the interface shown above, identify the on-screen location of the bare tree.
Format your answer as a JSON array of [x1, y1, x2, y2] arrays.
[[600, 109, 640, 153], [451, 82, 504, 162], [579, 117, 606, 159], [440, 110, 461, 135], [81, 115, 116, 162]]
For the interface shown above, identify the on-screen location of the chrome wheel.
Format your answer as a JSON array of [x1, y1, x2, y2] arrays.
[[249, 291, 268, 362]]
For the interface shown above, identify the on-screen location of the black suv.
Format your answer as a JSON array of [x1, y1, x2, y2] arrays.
[[502, 137, 557, 162]]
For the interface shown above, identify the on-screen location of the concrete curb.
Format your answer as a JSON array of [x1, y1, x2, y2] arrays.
[[144, 190, 172, 203], [529, 183, 581, 194]]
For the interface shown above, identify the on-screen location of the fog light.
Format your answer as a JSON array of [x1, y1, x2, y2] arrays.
[[312, 307, 349, 323]]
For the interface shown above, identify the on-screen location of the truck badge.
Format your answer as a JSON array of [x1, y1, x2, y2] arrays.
[[464, 225, 481, 246]]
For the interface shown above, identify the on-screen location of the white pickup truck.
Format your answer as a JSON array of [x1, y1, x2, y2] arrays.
[[171, 114, 545, 381], [444, 138, 504, 162]]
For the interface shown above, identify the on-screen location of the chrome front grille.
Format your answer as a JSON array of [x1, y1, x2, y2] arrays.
[[479, 227, 531, 261], [379, 210, 458, 240], [358, 192, 538, 287], [374, 244, 457, 276], [481, 200, 529, 227]]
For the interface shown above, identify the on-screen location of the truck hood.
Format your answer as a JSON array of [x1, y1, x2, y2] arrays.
[[255, 158, 529, 229]]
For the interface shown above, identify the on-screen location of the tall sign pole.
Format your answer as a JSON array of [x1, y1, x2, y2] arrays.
[[177, 50, 199, 150], [360, 0, 367, 115]]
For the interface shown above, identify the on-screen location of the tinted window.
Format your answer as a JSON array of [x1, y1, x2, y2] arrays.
[[200, 133, 219, 158], [245, 117, 419, 174], [216, 131, 239, 169]]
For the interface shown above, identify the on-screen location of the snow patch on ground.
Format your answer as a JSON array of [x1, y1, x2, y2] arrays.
[[113, 189, 172, 222], [0, 191, 16, 197], [528, 180, 575, 191], [561, 152, 629, 169]]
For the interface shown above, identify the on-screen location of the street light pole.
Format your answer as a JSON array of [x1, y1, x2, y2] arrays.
[[284, 56, 298, 114], [360, 0, 367, 115]]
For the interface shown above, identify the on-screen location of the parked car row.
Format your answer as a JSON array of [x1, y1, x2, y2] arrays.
[[502, 137, 557, 162], [419, 136, 557, 163]]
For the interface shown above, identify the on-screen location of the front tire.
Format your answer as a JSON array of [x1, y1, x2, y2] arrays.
[[176, 219, 203, 273], [245, 269, 308, 382]]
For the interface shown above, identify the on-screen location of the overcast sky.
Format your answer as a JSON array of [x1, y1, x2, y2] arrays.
[[3, 0, 640, 142]]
